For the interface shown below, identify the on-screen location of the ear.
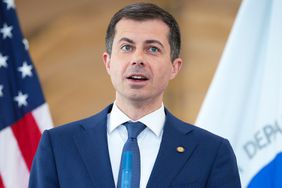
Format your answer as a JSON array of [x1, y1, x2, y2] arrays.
[[103, 52, 111, 74], [170, 58, 183, 80]]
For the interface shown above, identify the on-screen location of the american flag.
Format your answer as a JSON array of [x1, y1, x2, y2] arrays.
[[0, 0, 53, 187]]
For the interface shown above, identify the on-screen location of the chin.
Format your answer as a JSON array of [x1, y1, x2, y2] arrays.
[[128, 94, 146, 101], [126, 93, 149, 102]]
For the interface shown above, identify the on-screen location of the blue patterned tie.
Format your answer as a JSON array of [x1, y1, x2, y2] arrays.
[[117, 121, 146, 188]]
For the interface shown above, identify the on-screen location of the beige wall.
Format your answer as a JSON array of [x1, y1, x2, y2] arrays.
[[16, 0, 241, 126]]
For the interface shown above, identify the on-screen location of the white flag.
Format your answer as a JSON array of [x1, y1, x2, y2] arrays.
[[196, 0, 282, 187]]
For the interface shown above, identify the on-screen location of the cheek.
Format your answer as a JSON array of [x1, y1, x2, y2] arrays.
[[109, 61, 125, 79], [157, 65, 173, 79], [151, 68, 171, 90]]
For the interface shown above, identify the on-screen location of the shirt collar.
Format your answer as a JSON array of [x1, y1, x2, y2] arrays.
[[107, 102, 165, 137]]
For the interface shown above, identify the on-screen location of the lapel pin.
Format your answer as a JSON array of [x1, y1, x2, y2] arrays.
[[176, 146, 185, 153]]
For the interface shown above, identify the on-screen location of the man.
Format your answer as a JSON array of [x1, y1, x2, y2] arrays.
[[29, 3, 241, 188]]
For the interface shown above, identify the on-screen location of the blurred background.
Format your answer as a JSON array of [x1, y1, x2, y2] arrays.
[[16, 0, 241, 126]]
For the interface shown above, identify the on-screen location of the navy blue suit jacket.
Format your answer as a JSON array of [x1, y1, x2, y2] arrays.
[[29, 104, 241, 188]]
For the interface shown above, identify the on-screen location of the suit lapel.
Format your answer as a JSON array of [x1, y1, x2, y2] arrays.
[[73, 105, 115, 188], [147, 109, 198, 188]]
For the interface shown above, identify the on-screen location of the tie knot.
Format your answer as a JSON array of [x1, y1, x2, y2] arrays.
[[124, 121, 146, 139]]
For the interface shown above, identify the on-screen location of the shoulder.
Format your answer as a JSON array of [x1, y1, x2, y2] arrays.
[[190, 122, 227, 143], [168, 112, 237, 164], [166, 108, 226, 140], [46, 104, 113, 136], [165, 108, 230, 148], [189, 122, 233, 153], [172, 119, 241, 187]]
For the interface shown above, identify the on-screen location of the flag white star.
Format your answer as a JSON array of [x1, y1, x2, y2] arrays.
[[3, 0, 15, 10], [0, 85, 3, 97], [0, 23, 13, 39], [18, 61, 33, 78], [14, 91, 28, 107], [22, 38, 29, 50], [0, 53, 8, 68]]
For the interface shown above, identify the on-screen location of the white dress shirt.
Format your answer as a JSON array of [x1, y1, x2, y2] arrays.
[[107, 102, 165, 188]]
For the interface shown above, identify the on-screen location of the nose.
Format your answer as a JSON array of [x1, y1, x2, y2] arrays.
[[131, 50, 145, 66]]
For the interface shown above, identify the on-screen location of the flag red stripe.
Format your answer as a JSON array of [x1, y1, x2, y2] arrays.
[[11, 112, 42, 170], [0, 175, 4, 188]]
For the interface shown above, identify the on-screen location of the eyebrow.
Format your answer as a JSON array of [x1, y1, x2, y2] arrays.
[[145, 40, 164, 48], [118, 37, 134, 44], [118, 37, 164, 48]]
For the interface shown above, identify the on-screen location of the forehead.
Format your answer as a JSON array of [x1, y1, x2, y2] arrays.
[[114, 18, 170, 44]]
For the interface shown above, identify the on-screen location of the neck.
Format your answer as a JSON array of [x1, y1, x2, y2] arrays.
[[115, 97, 163, 120]]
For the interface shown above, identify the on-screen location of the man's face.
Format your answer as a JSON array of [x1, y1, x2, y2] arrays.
[[103, 18, 182, 105]]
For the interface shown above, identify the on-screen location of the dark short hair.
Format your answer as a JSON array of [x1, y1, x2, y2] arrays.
[[105, 3, 181, 61]]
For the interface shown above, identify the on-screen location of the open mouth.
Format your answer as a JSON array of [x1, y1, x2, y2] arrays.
[[126, 74, 149, 81]]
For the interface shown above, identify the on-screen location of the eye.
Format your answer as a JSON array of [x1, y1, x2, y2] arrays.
[[148, 46, 160, 54], [121, 44, 133, 52]]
